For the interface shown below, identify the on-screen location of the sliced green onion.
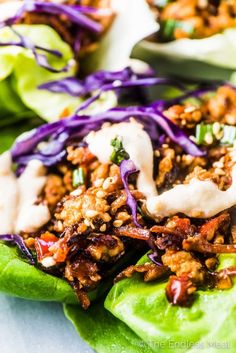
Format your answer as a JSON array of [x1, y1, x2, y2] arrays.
[[154, 0, 172, 8], [221, 125, 236, 145], [196, 123, 236, 146], [110, 137, 130, 165], [160, 19, 194, 41], [196, 124, 214, 145], [73, 167, 85, 187]]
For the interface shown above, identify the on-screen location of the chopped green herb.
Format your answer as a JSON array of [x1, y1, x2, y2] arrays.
[[72, 167, 85, 187], [196, 123, 236, 146], [110, 137, 130, 165], [160, 19, 194, 41], [154, 0, 172, 8], [221, 125, 236, 145]]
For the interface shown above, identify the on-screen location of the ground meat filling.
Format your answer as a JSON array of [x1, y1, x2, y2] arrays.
[[25, 145, 146, 308], [150, 0, 236, 41], [20, 0, 114, 56], [22, 84, 236, 308]]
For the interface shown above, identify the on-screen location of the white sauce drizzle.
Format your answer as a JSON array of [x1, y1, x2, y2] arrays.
[[85, 121, 157, 198], [86, 121, 236, 220], [0, 152, 50, 234], [2, 121, 236, 233], [0, 152, 18, 233], [16, 160, 50, 233], [146, 166, 236, 219]]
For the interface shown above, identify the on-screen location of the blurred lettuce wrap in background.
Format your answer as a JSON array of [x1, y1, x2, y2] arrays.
[[132, 0, 236, 81], [0, 24, 80, 122], [0, 1, 114, 123], [82, 0, 158, 71], [0, 0, 157, 125]]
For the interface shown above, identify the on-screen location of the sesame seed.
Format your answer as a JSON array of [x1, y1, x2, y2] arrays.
[[176, 156, 181, 162], [56, 221, 63, 232], [113, 80, 122, 87], [100, 224, 106, 232], [117, 212, 130, 221], [212, 122, 221, 136], [103, 177, 115, 190], [102, 213, 112, 222], [84, 219, 91, 227], [189, 135, 197, 143], [225, 115, 236, 125], [113, 220, 123, 227], [41, 257, 56, 268], [204, 132, 213, 145], [184, 106, 196, 113], [94, 178, 104, 187], [215, 131, 224, 140], [184, 155, 194, 163], [213, 161, 224, 169], [85, 210, 99, 218], [214, 168, 225, 176], [96, 190, 107, 199], [70, 189, 83, 196]]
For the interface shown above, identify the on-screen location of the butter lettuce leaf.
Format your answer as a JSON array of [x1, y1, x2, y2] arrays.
[[0, 242, 112, 304], [0, 240, 142, 306], [0, 243, 78, 303], [0, 24, 81, 122], [105, 254, 236, 353], [133, 29, 236, 81], [0, 116, 41, 153], [64, 299, 153, 353]]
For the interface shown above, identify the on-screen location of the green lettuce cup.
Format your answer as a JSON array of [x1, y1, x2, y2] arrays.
[[131, 1, 236, 81], [0, 0, 157, 125], [64, 299, 153, 353], [0, 24, 80, 122], [105, 254, 236, 353]]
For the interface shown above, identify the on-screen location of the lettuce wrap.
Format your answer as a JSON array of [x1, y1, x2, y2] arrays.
[[64, 298, 154, 353], [0, 0, 157, 125], [105, 254, 236, 353], [132, 1, 236, 81], [0, 23, 81, 122]]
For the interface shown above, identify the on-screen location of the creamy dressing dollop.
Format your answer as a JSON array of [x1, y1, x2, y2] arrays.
[[16, 160, 50, 233], [86, 121, 236, 219], [85, 121, 157, 198], [0, 152, 18, 233], [147, 166, 236, 219], [0, 152, 50, 234]]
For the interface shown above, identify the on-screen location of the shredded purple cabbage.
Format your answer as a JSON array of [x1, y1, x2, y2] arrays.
[[38, 77, 83, 96], [1, 1, 102, 33], [38, 68, 187, 110], [147, 251, 163, 267], [38, 67, 137, 96], [76, 77, 186, 112], [120, 159, 141, 228], [11, 104, 204, 167], [0, 234, 35, 265], [151, 84, 225, 111], [0, 28, 70, 73]]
